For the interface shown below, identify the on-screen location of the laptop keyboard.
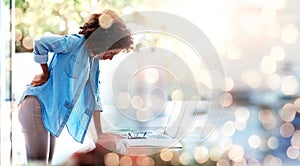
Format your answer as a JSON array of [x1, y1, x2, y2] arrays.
[[123, 138, 182, 148]]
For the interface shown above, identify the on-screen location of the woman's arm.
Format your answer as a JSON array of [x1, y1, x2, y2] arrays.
[[31, 35, 80, 86], [93, 62, 103, 137], [93, 111, 103, 137], [33, 35, 74, 64]]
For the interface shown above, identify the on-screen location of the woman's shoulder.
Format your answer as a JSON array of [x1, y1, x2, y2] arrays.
[[65, 34, 86, 48], [68, 34, 85, 40]]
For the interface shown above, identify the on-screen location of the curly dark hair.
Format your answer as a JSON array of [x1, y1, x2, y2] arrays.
[[79, 10, 134, 56]]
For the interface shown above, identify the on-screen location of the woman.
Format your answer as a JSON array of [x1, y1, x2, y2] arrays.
[[18, 9, 133, 164]]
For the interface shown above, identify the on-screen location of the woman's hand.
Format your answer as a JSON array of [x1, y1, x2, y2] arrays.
[[31, 73, 49, 86], [31, 63, 49, 86]]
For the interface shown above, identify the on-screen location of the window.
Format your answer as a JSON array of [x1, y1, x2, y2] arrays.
[[0, 0, 13, 165]]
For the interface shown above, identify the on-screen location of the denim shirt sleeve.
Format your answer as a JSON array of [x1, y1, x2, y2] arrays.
[[94, 62, 103, 111], [33, 34, 80, 64], [94, 95, 103, 111], [94, 89, 103, 111]]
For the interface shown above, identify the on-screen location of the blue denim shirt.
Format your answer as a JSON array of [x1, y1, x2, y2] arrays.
[[19, 34, 102, 143]]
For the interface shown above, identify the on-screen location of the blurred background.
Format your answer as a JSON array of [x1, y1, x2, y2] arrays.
[[1, 0, 300, 165]]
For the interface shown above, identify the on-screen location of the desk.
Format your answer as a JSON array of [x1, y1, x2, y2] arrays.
[[67, 133, 182, 166]]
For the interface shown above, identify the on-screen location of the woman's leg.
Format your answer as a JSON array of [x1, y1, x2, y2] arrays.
[[48, 134, 56, 162], [18, 96, 55, 163]]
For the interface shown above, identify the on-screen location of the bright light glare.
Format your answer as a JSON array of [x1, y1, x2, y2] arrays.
[[281, 76, 299, 95], [144, 68, 159, 84], [131, 96, 144, 109], [228, 145, 245, 162], [179, 152, 192, 165], [226, 43, 242, 60], [241, 70, 262, 89], [225, 76, 234, 91], [248, 135, 261, 148], [234, 107, 250, 121], [260, 56, 277, 74], [222, 121, 236, 137], [267, 74, 281, 90], [194, 146, 209, 164], [270, 46, 285, 61], [281, 24, 299, 44], [260, 8, 277, 23], [267, 22, 282, 39]]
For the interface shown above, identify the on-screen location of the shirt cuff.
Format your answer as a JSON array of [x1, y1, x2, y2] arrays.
[[34, 53, 48, 64], [94, 103, 103, 111]]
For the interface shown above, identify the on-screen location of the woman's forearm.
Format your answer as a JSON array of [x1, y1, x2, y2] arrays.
[[40, 63, 49, 76], [93, 111, 103, 137]]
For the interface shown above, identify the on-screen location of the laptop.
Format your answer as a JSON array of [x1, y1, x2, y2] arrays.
[[122, 101, 199, 148]]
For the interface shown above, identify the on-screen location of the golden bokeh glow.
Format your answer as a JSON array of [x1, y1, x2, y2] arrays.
[[194, 146, 209, 164], [119, 156, 133, 166], [104, 153, 120, 166], [160, 149, 173, 162]]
